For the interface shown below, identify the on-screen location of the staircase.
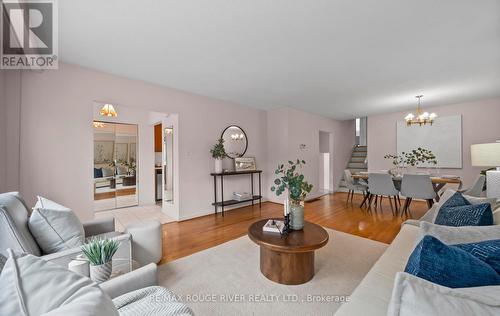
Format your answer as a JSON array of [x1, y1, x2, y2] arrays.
[[338, 145, 368, 191]]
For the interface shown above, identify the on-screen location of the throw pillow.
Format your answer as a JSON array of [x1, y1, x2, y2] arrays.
[[102, 167, 114, 177], [435, 203, 494, 226], [405, 236, 500, 288], [28, 196, 85, 254], [494, 208, 500, 225], [418, 222, 500, 245], [0, 253, 6, 274], [94, 167, 103, 178], [455, 239, 500, 275], [0, 249, 118, 316], [387, 272, 500, 316], [440, 191, 471, 208]]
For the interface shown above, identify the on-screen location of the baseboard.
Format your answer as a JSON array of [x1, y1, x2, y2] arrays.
[[178, 198, 270, 222]]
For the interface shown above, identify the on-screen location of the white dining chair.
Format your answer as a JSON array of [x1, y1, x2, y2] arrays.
[[344, 169, 369, 205], [367, 173, 399, 215], [461, 174, 486, 197], [400, 174, 436, 217]]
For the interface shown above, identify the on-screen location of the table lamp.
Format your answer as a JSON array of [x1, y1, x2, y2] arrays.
[[471, 142, 500, 199]]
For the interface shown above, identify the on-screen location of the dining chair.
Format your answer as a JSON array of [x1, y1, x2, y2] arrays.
[[367, 173, 399, 215], [400, 174, 436, 217], [343, 169, 369, 205], [460, 174, 485, 197]]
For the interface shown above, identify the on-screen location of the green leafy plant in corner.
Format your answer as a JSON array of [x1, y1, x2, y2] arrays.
[[81, 238, 120, 266], [210, 138, 226, 159], [271, 159, 313, 205]]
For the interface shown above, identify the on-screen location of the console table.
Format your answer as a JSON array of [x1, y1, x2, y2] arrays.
[[210, 170, 262, 216]]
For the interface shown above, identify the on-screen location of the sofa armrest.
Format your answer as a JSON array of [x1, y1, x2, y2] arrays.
[[41, 233, 132, 268], [100, 263, 158, 299], [83, 217, 116, 237]]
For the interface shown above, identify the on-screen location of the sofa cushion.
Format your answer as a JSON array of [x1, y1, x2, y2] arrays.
[[435, 203, 493, 226], [102, 167, 115, 177], [0, 249, 118, 316], [455, 239, 500, 275], [113, 286, 194, 316], [387, 272, 500, 316], [0, 192, 41, 256], [418, 222, 500, 245], [94, 167, 103, 178], [0, 253, 6, 273], [28, 196, 85, 254], [405, 236, 500, 288]]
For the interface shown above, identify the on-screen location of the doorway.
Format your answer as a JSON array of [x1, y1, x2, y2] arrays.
[[319, 130, 333, 194], [93, 121, 138, 212]]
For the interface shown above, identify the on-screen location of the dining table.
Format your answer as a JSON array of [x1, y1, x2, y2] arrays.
[[352, 173, 462, 202]]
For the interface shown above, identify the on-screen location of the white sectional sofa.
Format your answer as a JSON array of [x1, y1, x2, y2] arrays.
[[335, 223, 420, 316], [336, 190, 500, 316]]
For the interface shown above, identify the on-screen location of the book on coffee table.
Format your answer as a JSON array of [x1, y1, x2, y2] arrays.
[[263, 219, 284, 234]]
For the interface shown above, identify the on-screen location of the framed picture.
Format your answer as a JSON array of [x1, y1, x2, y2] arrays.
[[234, 157, 256, 171]]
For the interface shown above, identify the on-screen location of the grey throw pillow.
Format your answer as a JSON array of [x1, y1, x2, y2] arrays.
[[417, 222, 500, 245], [28, 196, 85, 254], [0, 253, 6, 274], [0, 249, 118, 316]]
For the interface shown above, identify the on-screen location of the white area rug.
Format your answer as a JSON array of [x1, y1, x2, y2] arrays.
[[158, 229, 387, 316]]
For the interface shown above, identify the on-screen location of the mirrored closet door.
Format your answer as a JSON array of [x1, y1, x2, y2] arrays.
[[93, 121, 138, 211]]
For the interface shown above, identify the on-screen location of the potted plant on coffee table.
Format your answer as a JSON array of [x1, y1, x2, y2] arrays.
[[81, 238, 120, 283], [271, 159, 313, 230], [210, 138, 226, 173]]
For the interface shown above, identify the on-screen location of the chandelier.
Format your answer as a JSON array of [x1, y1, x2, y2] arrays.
[[231, 133, 244, 141], [99, 104, 118, 117], [404, 95, 437, 126]]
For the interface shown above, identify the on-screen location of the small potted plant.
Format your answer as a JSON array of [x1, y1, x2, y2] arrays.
[[81, 238, 120, 283], [271, 159, 313, 230], [210, 138, 226, 173]]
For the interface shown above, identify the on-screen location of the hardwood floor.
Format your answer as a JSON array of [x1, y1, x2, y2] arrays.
[[161, 192, 428, 263]]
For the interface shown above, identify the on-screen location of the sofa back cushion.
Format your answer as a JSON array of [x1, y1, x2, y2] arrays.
[[0, 249, 118, 316], [29, 196, 85, 254], [0, 192, 41, 257]]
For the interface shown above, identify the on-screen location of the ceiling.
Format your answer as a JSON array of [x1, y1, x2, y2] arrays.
[[59, 1, 500, 119]]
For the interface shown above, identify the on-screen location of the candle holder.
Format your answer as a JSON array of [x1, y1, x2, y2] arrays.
[[281, 214, 291, 238]]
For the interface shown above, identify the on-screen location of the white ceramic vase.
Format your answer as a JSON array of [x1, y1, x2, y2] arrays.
[[215, 158, 223, 173], [90, 261, 112, 283]]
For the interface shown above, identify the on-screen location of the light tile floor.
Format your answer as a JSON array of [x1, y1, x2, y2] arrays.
[[94, 204, 175, 232]]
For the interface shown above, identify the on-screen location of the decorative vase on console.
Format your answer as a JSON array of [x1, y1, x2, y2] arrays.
[[271, 159, 313, 231], [210, 138, 226, 174]]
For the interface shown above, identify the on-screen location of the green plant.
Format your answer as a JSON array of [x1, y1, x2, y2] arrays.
[[210, 138, 226, 159], [384, 147, 437, 167], [81, 238, 120, 266], [271, 159, 313, 204]]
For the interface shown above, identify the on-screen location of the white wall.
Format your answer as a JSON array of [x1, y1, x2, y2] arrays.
[[266, 107, 355, 203], [8, 63, 268, 221], [368, 98, 500, 189]]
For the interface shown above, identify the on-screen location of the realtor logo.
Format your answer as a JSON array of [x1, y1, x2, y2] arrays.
[[1, 0, 58, 69]]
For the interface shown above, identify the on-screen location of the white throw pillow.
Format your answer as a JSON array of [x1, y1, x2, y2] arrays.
[[28, 196, 85, 254], [493, 208, 500, 225], [0, 249, 118, 316], [388, 272, 500, 316], [417, 222, 500, 245]]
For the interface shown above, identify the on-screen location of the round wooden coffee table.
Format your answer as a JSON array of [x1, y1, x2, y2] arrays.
[[248, 219, 329, 285]]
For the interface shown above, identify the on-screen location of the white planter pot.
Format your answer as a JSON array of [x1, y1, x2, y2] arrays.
[[215, 158, 223, 173], [90, 261, 112, 283]]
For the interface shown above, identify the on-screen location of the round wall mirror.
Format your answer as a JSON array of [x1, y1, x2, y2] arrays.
[[221, 125, 248, 159]]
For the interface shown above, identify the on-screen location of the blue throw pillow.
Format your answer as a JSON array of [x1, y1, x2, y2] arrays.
[[435, 203, 493, 226], [405, 236, 500, 288], [440, 191, 471, 208], [94, 168, 103, 178], [455, 239, 500, 275]]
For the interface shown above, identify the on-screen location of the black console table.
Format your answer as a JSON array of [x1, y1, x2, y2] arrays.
[[210, 170, 262, 216]]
